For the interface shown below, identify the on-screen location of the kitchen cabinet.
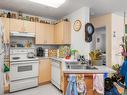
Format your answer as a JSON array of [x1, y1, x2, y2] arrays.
[[60, 64, 64, 91], [39, 59, 51, 84], [4, 85, 9, 93], [1, 18, 10, 43], [35, 23, 46, 44], [10, 18, 35, 33], [54, 21, 71, 44], [63, 74, 94, 95], [36, 23, 54, 44], [85, 74, 94, 95], [24, 20, 35, 33], [45, 24, 54, 44], [10, 18, 24, 32]]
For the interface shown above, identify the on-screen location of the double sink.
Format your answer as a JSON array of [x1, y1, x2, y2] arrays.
[[66, 64, 98, 70]]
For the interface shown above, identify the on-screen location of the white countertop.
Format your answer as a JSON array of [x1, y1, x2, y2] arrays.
[[62, 65, 116, 74], [38, 57, 116, 74], [61, 59, 115, 74]]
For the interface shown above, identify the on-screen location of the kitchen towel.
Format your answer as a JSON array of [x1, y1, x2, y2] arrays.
[[66, 75, 78, 95], [93, 74, 104, 94], [76, 74, 87, 95]]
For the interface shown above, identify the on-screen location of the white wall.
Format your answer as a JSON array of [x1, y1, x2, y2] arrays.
[[90, 14, 112, 67], [91, 13, 126, 66], [111, 14, 124, 65], [64, 7, 90, 58]]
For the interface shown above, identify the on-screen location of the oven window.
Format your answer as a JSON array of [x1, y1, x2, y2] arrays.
[[18, 65, 32, 72]]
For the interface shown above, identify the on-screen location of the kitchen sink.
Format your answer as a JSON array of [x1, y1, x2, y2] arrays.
[[66, 64, 98, 70]]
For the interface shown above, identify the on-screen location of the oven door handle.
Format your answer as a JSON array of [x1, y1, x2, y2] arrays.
[[11, 61, 39, 65]]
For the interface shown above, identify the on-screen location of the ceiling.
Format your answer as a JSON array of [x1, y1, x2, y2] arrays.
[[0, 0, 127, 19]]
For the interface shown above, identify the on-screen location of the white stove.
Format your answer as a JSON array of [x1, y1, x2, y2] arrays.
[[10, 48, 39, 92]]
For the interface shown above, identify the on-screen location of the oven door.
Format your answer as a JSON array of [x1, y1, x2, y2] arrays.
[[10, 61, 39, 81]]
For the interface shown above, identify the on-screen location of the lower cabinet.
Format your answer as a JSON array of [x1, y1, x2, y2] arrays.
[[63, 74, 94, 95], [39, 59, 51, 84], [60, 65, 64, 91], [84, 74, 94, 95]]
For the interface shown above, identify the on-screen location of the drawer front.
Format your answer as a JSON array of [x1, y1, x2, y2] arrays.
[[10, 78, 38, 92]]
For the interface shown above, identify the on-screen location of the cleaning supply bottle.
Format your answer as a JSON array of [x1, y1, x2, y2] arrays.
[[4, 64, 10, 73]]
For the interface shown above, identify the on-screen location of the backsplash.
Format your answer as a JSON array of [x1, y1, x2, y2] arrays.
[[36, 45, 70, 58], [10, 36, 35, 48]]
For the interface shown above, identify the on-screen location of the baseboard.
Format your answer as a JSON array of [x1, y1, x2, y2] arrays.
[[39, 81, 51, 86]]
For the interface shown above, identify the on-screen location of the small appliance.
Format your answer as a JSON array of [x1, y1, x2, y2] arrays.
[[36, 47, 44, 57]]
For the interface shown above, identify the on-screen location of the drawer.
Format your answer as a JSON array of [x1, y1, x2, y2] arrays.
[[10, 78, 38, 92]]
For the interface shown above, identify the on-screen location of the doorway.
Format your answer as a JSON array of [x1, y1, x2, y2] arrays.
[[91, 26, 106, 65]]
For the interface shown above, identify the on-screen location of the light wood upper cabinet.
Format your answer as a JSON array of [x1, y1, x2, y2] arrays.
[[36, 21, 71, 45], [2, 18, 71, 45], [54, 21, 71, 44], [10, 19, 24, 32], [55, 22, 63, 44], [35, 23, 54, 44], [10, 18, 35, 33], [39, 59, 51, 84], [45, 24, 54, 44], [35, 23, 46, 44], [1, 18, 10, 43], [24, 20, 35, 33], [64, 21, 71, 44]]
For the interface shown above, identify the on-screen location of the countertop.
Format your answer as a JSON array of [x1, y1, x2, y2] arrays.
[[62, 65, 116, 74], [61, 59, 115, 74], [38, 57, 115, 74], [38, 57, 63, 61]]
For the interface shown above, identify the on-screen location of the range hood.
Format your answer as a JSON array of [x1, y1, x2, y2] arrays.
[[10, 32, 35, 37]]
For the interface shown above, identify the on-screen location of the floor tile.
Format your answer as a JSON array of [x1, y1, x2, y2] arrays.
[[5, 84, 62, 95]]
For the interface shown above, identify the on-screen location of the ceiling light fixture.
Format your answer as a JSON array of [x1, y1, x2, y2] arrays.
[[29, 0, 66, 8]]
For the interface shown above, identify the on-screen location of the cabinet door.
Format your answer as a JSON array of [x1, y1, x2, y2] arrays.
[[54, 21, 71, 44], [63, 22, 71, 44], [1, 18, 10, 43], [35, 23, 46, 44], [24, 20, 35, 33], [54, 24, 59, 44], [39, 59, 51, 84], [54, 22, 64, 44], [59, 22, 64, 44], [46, 24, 54, 44], [10, 19, 24, 32]]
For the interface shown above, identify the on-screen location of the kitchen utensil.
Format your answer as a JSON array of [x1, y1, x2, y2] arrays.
[[35, 17, 39, 22], [7, 12, 11, 18], [27, 52, 35, 58], [11, 13, 16, 19]]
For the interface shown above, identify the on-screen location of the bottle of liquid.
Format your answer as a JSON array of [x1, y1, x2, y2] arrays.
[[7, 12, 11, 18], [71, 49, 75, 60]]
